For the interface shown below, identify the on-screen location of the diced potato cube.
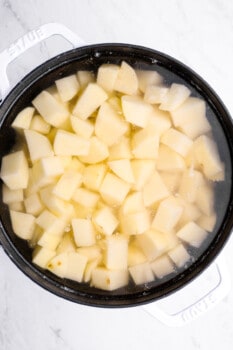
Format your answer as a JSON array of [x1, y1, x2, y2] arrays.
[[120, 210, 151, 235], [129, 262, 154, 285], [108, 136, 133, 160], [67, 158, 85, 172], [159, 83, 191, 111], [159, 172, 181, 192], [95, 102, 129, 146], [152, 196, 183, 233], [29, 226, 43, 248], [128, 244, 147, 267], [185, 145, 200, 169], [136, 229, 169, 261], [176, 221, 207, 248], [72, 218, 96, 247], [57, 232, 76, 254], [93, 206, 119, 235], [176, 199, 201, 227], [52, 170, 82, 200], [84, 257, 101, 283], [55, 74, 80, 102], [122, 192, 144, 214], [32, 246, 56, 269], [0, 151, 29, 190], [39, 187, 71, 217], [70, 116, 94, 138], [156, 145, 186, 172], [79, 136, 109, 164], [47, 252, 68, 277], [32, 90, 69, 127], [12, 107, 35, 129], [136, 69, 163, 92], [24, 129, 54, 162], [131, 128, 160, 159], [196, 213, 216, 232], [161, 128, 193, 157], [36, 209, 66, 236], [24, 192, 44, 216], [108, 159, 135, 183], [97, 64, 119, 92], [178, 169, 204, 203], [131, 160, 155, 191], [196, 184, 214, 215], [114, 61, 138, 95], [194, 135, 225, 181], [77, 70, 95, 88], [72, 83, 108, 120], [92, 267, 129, 291], [10, 210, 35, 240], [38, 232, 61, 250], [121, 95, 153, 128], [142, 170, 170, 207], [99, 173, 130, 206], [147, 107, 171, 135], [2, 184, 23, 204], [73, 187, 99, 207], [77, 245, 102, 261], [168, 244, 190, 268], [150, 255, 174, 278], [104, 235, 128, 270], [53, 130, 90, 156], [170, 97, 211, 139], [83, 164, 107, 191], [30, 115, 51, 134], [144, 85, 169, 104]]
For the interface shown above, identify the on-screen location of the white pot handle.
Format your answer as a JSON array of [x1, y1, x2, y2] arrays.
[[0, 23, 85, 101], [142, 253, 230, 326]]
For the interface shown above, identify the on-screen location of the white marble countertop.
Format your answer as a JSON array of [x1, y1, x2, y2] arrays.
[[1, 0, 233, 349]]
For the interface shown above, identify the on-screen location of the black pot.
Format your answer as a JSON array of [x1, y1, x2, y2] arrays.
[[0, 43, 233, 307]]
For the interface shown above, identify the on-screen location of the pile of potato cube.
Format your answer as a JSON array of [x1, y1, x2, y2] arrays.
[[0, 61, 224, 290]]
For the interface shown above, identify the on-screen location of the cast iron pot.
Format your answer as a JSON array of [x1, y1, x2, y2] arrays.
[[0, 24, 233, 307]]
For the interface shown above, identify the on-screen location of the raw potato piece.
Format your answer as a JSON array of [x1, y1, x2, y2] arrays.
[[142, 170, 170, 207], [120, 210, 151, 235], [128, 244, 147, 266], [144, 85, 169, 104], [92, 267, 129, 291], [99, 173, 131, 206], [176, 221, 207, 248], [194, 135, 224, 181], [159, 83, 191, 111], [83, 164, 107, 191], [121, 96, 153, 128], [32, 91, 69, 127], [2, 185, 23, 204], [108, 159, 135, 183], [72, 83, 108, 120], [95, 102, 129, 146], [136, 230, 169, 261], [108, 136, 133, 160], [136, 69, 163, 92], [129, 262, 154, 285], [54, 130, 90, 156], [104, 236, 128, 270], [178, 169, 204, 203], [168, 244, 190, 268], [131, 128, 160, 159], [72, 218, 96, 247], [159, 172, 181, 192], [12, 107, 35, 129], [38, 232, 61, 250], [0, 151, 29, 190], [170, 97, 211, 139], [122, 192, 144, 214], [150, 255, 174, 278], [131, 160, 155, 191], [10, 210, 35, 240], [73, 187, 99, 207], [93, 206, 119, 236], [152, 197, 183, 233], [24, 129, 54, 162], [196, 213, 216, 232], [79, 136, 109, 164], [97, 64, 119, 92], [30, 115, 51, 134], [161, 128, 193, 157], [55, 74, 80, 102], [114, 61, 138, 95], [52, 170, 82, 201], [36, 209, 66, 237], [77, 70, 95, 88], [32, 246, 56, 269], [147, 107, 171, 135], [70, 116, 94, 138], [157, 145, 186, 172], [24, 192, 44, 216], [56, 232, 76, 254], [195, 184, 214, 216]]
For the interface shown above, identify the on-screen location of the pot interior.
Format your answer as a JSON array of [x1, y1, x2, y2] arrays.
[[0, 44, 233, 307]]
